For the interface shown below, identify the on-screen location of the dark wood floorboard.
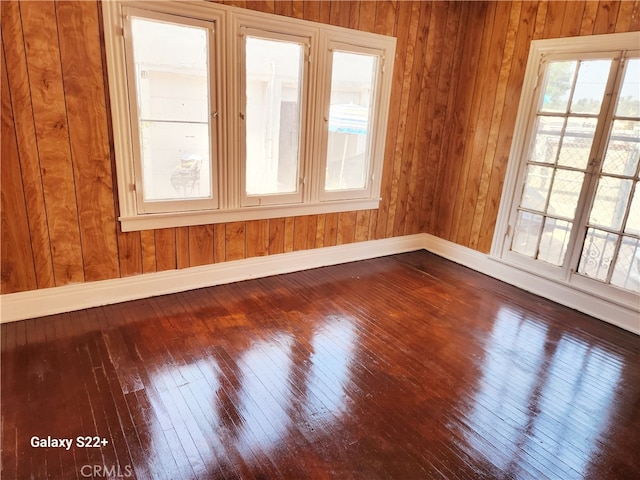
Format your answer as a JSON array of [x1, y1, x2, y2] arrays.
[[2, 251, 639, 479]]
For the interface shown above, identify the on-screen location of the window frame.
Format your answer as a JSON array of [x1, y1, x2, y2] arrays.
[[122, 6, 220, 214], [235, 24, 314, 208], [316, 36, 389, 203], [102, 1, 396, 232], [493, 32, 640, 311]]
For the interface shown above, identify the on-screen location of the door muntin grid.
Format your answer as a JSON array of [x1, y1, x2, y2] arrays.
[[577, 57, 640, 293], [510, 58, 613, 267]]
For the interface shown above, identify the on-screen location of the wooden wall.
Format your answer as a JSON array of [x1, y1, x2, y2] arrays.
[[2, 0, 639, 294]]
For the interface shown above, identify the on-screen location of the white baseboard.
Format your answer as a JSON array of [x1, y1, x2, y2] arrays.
[[0, 234, 425, 324], [421, 233, 640, 335], [1, 233, 638, 334]]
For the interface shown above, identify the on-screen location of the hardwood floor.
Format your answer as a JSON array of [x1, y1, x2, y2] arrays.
[[1, 251, 639, 479]]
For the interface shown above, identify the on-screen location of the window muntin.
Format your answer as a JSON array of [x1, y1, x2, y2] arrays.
[[240, 30, 308, 205], [510, 58, 613, 267], [498, 36, 640, 306], [319, 43, 384, 201], [577, 58, 640, 293], [325, 50, 377, 192], [124, 9, 217, 213], [103, 1, 395, 230]]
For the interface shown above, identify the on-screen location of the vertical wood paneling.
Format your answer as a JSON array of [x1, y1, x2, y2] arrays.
[[542, 1, 567, 38], [291, 1, 304, 20], [593, 1, 621, 34], [427, 1, 468, 235], [225, 222, 245, 261], [21, 0, 85, 286], [116, 231, 142, 277], [393, 1, 430, 237], [274, 0, 292, 17], [56, 0, 120, 282], [415, 1, 448, 233], [213, 224, 225, 263], [560, 1, 586, 37], [315, 214, 326, 248], [337, 211, 357, 245], [324, 213, 339, 247], [404, 1, 434, 236], [357, 1, 377, 32], [476, 1, 541, 253], [374, 0, 406, 240], [329, 0, 351, 28], [614, 1, 640, 32], [355, 210, 370, 242], [3, 0, 639, 294], [450, 1, 499, 246], [188, 225, 214, 266], [140, 230, 157, 273], [175, 227, 189, 269], [469, 1, 522, 250], [1, 54, 37, 293], [1, 1, 55, 290], [155, 228, 176, 272], [293, 216, 310, 251], [284, 217, 295, 252], [268, 218, 285, 254], [246, 220, 268, 257], [456, 2, 510, 248], [580, 1, 600, 35], [420, 2, 463, 233]]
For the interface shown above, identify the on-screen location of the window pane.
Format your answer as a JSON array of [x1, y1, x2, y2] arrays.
[[557, 117, 596, 169], [140, 122, 211, 200], [538, 218, 572, 266], [521, 165, 553, 212], [541, 61, 577, 113], [578, 228, 618, 281], [615, 58, 640, 117], [547, 169, 585, 219], [588, 176, 633, 231], [569, 60, 611, 115], [245, 37, 303, 196], [624, 185, 640, 235], [529, 116, 563, 164], [325, 51, 377, 191], [601, 120, 640, 175], [511, 211, 543, 257], [130, 17, 212, 201], [131, 18, 209, 122], [611, 236, 640, 292]]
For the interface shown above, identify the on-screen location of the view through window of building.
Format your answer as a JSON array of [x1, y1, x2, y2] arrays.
[[499, 35, 639, 302], [102, 1, 395, 230], [128, 14, 214, 205]]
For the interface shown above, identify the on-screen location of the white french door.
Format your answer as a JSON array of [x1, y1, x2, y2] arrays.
[[503, 47, 639, 306]]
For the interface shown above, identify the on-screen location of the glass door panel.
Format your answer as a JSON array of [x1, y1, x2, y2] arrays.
[[577, 58, 640, 293], [510, 59, 612, 267]]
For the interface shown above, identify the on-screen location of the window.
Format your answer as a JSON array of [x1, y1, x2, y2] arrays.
[[319, 41, 385, 201], [494, 33, 639, 310], [239, 28, 309, 206], [123, 8, 218, 214], [102, 1, 395, 231]]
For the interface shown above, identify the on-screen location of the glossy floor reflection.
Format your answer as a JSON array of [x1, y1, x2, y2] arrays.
[[2, 252, 639, 479]]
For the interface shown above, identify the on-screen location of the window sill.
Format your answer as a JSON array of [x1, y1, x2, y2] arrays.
[[119, 198, 381, 232]]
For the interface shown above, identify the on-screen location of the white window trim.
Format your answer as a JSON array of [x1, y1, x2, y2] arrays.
[[492, 31, 640, 312], [102, 1, 396, 232], [316, 38, 388, 202], [122, 7, 220, 214]]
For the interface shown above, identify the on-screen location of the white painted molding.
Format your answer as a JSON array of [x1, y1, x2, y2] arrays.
[[1, 233, 638, 334], [0, 234, 425, 324], [422, 234, 640, 335]]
